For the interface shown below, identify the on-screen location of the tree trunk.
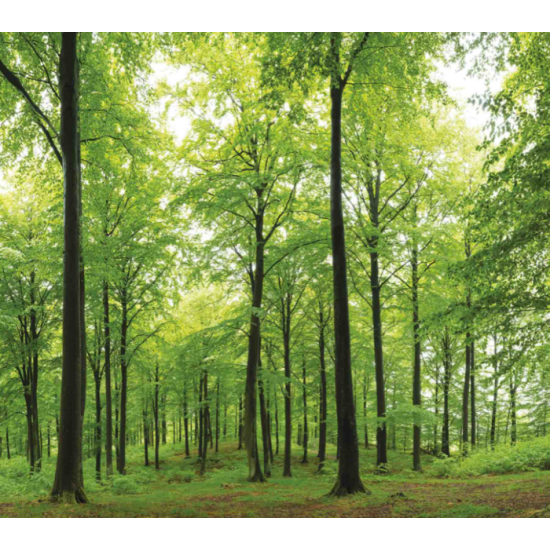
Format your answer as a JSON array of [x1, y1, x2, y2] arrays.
[[143, 403, 150, 467], [510, 383, 517, 446], [258, 350, 272, 477], [118, 285, 128, 474], [369, 238, 387, 467], [51, 33, 87, 503], [243, 218, 266, 482], [470, 342, 476, 448], [412, 236, 422, 472], [154, 366, 160, 470], [463, 334, 471, 453], [283, 308, 292, 478], [301, 358, 309, 464], [215, 379, 220, 453], [94, 373, 102, 481], [103, 280, 113, 478], [183, 383, 190, 457], [318, 309, 328, 473], [328, 74, 365, 495], [238, 396, 243, 450], [442, 327, 451, 457]]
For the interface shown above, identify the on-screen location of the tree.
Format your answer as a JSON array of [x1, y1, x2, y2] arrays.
[[51, 32, 87, 504]]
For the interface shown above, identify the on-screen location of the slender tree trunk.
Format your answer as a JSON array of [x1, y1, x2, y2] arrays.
[[238, 397, 243, 450], [283, 313, 292, 478], [463, 239, 472, 454], [118, 285, 128, 474], [442, 327, 451, 457], [275, 394, 279, 456], [94, 373, 102, 481], [470, 343, 476, 448], [258, 349, 271, 477], [510, 382, 517, 446], [301, 358, 309, 464], [328, 69, 365, 495], [183, 383, 190, 457], [243, 218, 266, 482], [463, 334, 471, 453], [363, 375, 369, 449], [143, 403, 150, 467], [318, 310, 328, 473], [412, 235, 422, 471], [6, 427, 10, 460], [154, 366, 160, 470], [370, 238, 387, 467], [51, 33, 87, 503], [103, 280, 113, 478], [200, 371, 208, 475], [215, 379, 220, 453]]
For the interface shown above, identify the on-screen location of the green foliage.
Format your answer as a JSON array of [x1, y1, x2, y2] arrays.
[[433, 437, 550, 478], [111, 476, 143, 495]]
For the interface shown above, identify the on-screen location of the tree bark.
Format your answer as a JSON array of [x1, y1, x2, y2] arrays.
[[442, 327, 451, 457], [328, 64, 365, 495], [154, 365, 160, 470], [118, 283, 128, 474], [243, 217, 266, 482], [470, 342, 476, 448], [412, 235, 422, 472], [490, 337, 499, 450], [282, 299, 292, 478], [103, 280, 114, 478], [317, 307, 328, 473], [51, 33, 87, 504], [301, 358, 309, 464]]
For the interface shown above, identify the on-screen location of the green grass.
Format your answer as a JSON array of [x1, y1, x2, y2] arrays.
[[1, 440, 550, 517]]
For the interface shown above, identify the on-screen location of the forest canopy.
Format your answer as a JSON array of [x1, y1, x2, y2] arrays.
[[1, 31, 550, 518]]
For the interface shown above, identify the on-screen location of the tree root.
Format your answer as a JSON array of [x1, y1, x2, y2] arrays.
[[327, 479, 370, 497]]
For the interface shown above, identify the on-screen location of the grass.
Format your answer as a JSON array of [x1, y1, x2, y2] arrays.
[[1, 440, 550, 518]]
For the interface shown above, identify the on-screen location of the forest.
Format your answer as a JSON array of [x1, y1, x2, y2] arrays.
[[1, 31, 550, 519]]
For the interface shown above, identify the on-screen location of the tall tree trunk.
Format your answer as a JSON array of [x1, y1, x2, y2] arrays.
[[442, 327, 451, 457], [463, 334, 471, 454], [283, 307, 292, 478], [370, 237, 387, 466], [510, 382, 517, 446], [30, 283, 41, 472], [161, 393, 167, 445], [215, 379, 220, 453], [200, 371, 208, 475], [301, 358, 309, 464], [6, 426, 10, 460], [183, 383, 190, 457], [94, 373, 101, 481], [143, 402, 150, 467], [317, 309, 328, 473], [103, 280, 113, 478], [433, 365, 440, 455], [328, 68, 365, 495], [470, 343, 476, 448], [118, 285, 128, 474], [243, 218, 266, 482], [463, 238, 472, 454], [411, 233, 422, 471], [238, 396, 243, 450], [258, 349, 271, 477], [154, 366, 160, 470], [51, 33, 87, 503]]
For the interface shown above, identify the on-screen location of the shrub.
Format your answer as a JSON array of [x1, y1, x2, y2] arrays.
[[433, 436, 550, 478], [111, 476, 142, 495]]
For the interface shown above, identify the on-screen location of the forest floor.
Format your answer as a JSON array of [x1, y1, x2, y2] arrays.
[[2, 442, 550, 518]]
